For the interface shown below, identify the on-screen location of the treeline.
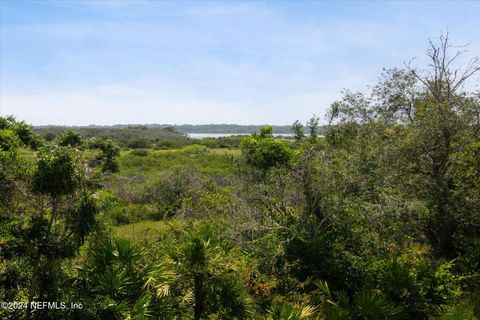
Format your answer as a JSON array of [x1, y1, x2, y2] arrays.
[[167, 124, 314, 134], [33, 125, 251, 149], [70, 124, 310, 134], [32, 122, 326, 150], [33, 125, 186, 148]]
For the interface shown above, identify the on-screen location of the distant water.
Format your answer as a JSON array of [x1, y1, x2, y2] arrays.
[[188, 133, 295, 139]]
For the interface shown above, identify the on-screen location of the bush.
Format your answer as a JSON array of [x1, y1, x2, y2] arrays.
[[89, 137, 120, 173], [368, 248, 461, 319], [56, 129, 84, 148], [0, 116, 42, 149], [129, 149, 149, 157], [181, 144, 211, 154], [433, 292, 480, 320], [0, 129, 21, 152], [285, 229, 365, 295], [241, 135, 295, 170], [33, 147, 79, 196], [107, 202, 157, 225], [126, 138, 150, 149], [139, 167, 214, 218]]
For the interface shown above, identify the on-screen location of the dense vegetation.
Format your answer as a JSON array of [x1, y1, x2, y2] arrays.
[[33, 124, 304, 151], [1, 36, 479, 319], [166, 124, 310, 134], [33, 125, 189, 149]]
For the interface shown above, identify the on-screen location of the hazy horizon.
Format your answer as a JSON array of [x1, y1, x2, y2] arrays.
[[31, 123, 300, 127], [1, 0, 479, 126]]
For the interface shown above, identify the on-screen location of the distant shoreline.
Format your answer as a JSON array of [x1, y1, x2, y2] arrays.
[[188, 133, 296, 139], [33, 124, 321, 135]]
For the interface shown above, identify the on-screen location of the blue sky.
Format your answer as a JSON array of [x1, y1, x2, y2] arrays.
[[1, 0, 479, 125]]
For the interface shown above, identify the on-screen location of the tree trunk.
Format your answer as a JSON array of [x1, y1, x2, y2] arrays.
[[431, 150, 455, 257], [434, 221, 454, 256], [193, 272, 204, 320], [25, 252, 40, 320]]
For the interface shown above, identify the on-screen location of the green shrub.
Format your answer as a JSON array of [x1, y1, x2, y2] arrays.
[[155, 139, 191, 149], [368, 248, 461, 318], [129, 149, 149, 157], [0, 129, 21, 152], [181, 144, 211, 154], [453, 232, 480, 285], [89, 137, 120, 173], [107, 203, 157, 225], [126, 138, 150, 149], [1, 116, 41, 149], [268, 303, 317, 320], [241, 135, 295, 170], [33, 147, 79, 196], [433, 292, 480, 320], [56, 129, 84, 148], [139, 167, 214, 218], [315, 280, 404, 320]]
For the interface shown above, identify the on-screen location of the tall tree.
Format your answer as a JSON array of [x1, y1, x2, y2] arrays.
[[25, 146, 99, 319], [291, 120, 305, 141], [405, 33, 480, 255], [327, 33, 480, 257], [307, 115, 320, 142]]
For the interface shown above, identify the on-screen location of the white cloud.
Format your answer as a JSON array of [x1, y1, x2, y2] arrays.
[[0, 79, 338, 126], [2, 1, 479, 125]]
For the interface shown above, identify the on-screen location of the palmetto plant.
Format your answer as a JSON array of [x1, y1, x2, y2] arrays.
[[73, 238, 177, 319], [170, 224, 252, 319], [267, 303, 318, 320], [314, 279, 405, 320], [72, 223, 252, 319]]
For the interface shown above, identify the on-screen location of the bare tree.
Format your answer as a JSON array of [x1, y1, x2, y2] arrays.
[[407, 32, 479, 103], [405, 33, 480, 256]]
